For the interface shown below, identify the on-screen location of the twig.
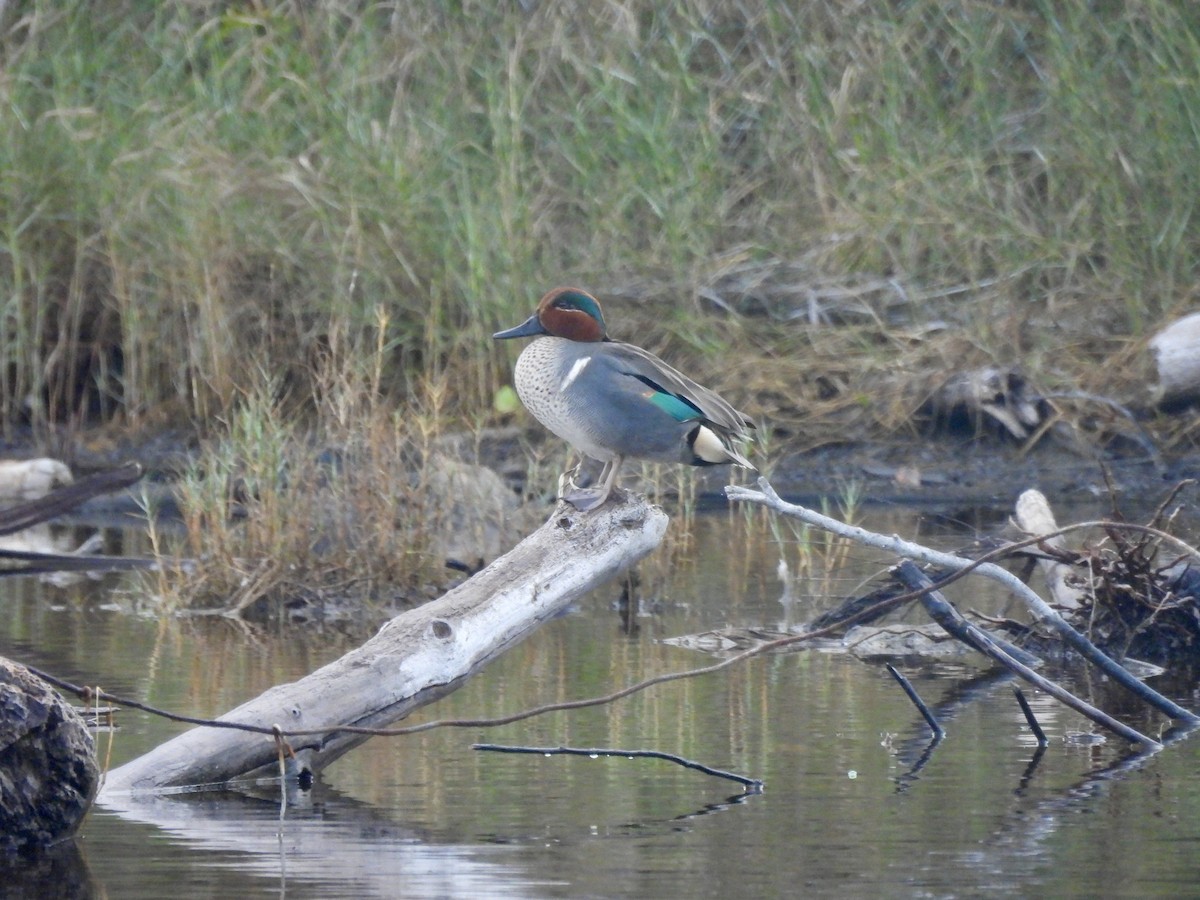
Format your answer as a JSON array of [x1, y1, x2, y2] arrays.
[[1013, 687, 1048, 747], [272, 725, 291, 820], [472, 744, 763, 791], [1040, 520, 1200, 563], [894, 561, 1158, 748], [28, 665, 279, 734], [885, 663, 944, 740], [1147, 478, 1195, 527], [27, 613, 862, 742], [726, 477, 1199, 724]]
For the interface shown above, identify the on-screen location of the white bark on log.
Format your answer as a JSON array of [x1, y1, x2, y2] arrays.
[[1014, 489, 1085, 611], [100, 495, 668, 796]]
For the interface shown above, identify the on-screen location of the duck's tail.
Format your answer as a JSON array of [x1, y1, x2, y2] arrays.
[[689, 423, 757, 471]]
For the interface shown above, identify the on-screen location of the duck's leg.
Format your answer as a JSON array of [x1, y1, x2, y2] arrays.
[[562, 457, 610, 507], [558, 455, 586, 497], [563, 456, 623, 511]]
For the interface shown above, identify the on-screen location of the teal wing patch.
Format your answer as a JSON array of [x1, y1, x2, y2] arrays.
[[630, 373, 703, 422]]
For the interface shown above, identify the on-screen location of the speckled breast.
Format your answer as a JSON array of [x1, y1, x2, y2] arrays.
[[512, 337, 619, 462]]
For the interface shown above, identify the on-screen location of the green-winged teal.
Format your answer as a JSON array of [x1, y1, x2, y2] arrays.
[[494, 287, 755, 510]]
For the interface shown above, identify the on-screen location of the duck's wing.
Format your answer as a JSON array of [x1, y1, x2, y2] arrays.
[[604, 341, 755, 438]]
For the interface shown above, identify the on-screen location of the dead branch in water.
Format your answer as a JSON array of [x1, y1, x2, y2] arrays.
[[885, 663, 944, 741], [1013, 687, 1049, 747], [894, 561, 1159, 748], [473, 744, 763, 791], [725, 477, 1200, 728]]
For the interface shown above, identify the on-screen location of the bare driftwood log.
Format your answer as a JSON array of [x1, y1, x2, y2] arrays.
[[1150, 311, 1200, 409], [101, 495, 667, 796], [1014, 489, 1086, 611], [925, 366, 1045, 439]]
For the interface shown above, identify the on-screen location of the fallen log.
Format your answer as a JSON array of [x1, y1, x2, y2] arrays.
[[100, 494, 667, 795]]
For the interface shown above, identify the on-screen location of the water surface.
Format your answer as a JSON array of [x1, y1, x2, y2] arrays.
[[3, 500, 1200, 898]]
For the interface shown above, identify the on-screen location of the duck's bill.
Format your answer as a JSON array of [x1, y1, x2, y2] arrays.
[[493, 314, 546, 340]]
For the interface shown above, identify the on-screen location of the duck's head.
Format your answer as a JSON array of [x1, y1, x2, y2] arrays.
[[493, 287, 608, 343]]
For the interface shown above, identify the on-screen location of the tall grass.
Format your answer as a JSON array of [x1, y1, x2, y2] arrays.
[[152, 306, 510, 615], [1, 0, 1197, 438]]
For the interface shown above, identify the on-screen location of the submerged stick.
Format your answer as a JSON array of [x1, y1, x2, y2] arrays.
[[885, 663, 945, 740], [894, 561, 1158, 748], [1013, 687, 1049, 747], [473, 744, 763, 791], [726, 477, 1198, 724]]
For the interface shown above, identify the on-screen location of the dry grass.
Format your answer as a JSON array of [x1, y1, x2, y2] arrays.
[[146, 311, 519, 615], [2, 0, 1198, 438], [3, 1, 1200, 606]]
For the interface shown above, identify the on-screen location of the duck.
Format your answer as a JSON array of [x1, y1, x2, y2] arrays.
[[493, 287, 755, 510]]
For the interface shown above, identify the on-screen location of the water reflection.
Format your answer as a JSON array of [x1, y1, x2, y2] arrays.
[[2, 498, 1200, 896], [95, 784, 560, 899]]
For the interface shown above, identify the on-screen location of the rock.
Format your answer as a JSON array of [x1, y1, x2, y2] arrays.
[[0, 658, 99, 853], [1150, 312, 1200, 409], [423, 455, 529, 564], [0, 459, 72, 504]]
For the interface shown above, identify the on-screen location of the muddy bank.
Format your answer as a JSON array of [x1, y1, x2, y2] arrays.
[[10, 423, 1197, 527], [764, 439, 1199, 515]]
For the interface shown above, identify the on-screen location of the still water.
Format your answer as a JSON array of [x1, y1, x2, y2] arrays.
[[4, 498, 1200, 898]]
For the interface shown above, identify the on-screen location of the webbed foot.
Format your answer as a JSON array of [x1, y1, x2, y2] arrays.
[[562, 486, 610, 511]]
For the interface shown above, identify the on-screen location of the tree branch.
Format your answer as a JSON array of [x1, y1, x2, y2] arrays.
[[726, 477, 1198, 724]]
